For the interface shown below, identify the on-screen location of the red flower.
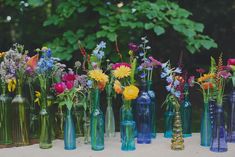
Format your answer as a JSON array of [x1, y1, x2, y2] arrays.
[[62, 73, 76, 82], [112, 62, 131, 70], [54, 82, 66, 94], [196, 68, 206, 74], [202, 82, 213, 90], [65, 81, 74, 90], [27, 54, 39, 71], [227, 59, 235, 66]]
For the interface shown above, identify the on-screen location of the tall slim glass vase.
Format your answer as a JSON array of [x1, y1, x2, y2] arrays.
[[105, 96, 115, 138]]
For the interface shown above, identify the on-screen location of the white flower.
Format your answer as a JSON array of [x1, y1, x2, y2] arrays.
[[174, 67, 182, 74]]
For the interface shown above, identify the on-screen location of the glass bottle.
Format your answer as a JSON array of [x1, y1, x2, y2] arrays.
[[73, 105, 84, 137], [210, 105, 227, 152], [0, 83, 12, 145], [55, 106, 65, 139], [121, 121, 136, 151], [39, 85, 52, 149], [136, 82, 151, 144], [90, 88, 104, 151], [180, 83, 192, 137], [11, 79, 29, 146], [47, 95, 56, 140], [64, 108, 76, 150], [200, 101, 212, 146], [120, 99, 134, 140], [227, 87, 235, 142], [164, 100, 175, 138], [105, 96, 115, 138], [147, 81, 157, 138]]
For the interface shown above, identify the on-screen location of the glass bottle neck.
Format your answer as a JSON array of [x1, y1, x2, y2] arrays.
[[93, 88, 100, 110], [1, 83, 6, 95], [16, 79, 23, 95], [146, 81, 152, 91], [107, 96, 112, 106]]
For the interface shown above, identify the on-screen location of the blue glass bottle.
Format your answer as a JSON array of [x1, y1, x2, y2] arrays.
[[210, 105, 227, 152], [91, 88, 104, 151], [147, 81, 157, 138], [136, 82, 151, 144], [227, 87, 235, 143], [180, 83, 192, 138], [121, 121, 136, 151], [200, 102, 212, 146], [64, 108, 76, 150], [164, 101, 174, 138]]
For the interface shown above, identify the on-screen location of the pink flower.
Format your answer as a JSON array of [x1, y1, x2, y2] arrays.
[[54, 82, 66, 94], [66, 81, 74, 90], [128, 43, 139, 52], [196, 68, 206, 74], [62, 73, 76, 82], [218, 70, 232, 79], [227, 59, 235, 66], [112, 62, 131, 70], [149, 56, 162, 66], [188, 76, 195, 87]]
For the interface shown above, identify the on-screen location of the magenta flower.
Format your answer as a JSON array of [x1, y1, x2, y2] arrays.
[[54, 82, 66, 94], [128, 43, 139, 52], [112, 62, 131, 70], [227, 59, 235, 66], [65, 81, 74, 90], [62, 73, 77, 82], [188, 76, 195, 87], [149, 56, 162, 66]]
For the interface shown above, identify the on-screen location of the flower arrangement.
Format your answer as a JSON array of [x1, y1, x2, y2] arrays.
[[137, 37, 162, 82]]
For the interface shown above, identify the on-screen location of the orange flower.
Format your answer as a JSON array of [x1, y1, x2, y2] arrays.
[[98, 81, 106, 91], [113, 80, 123, 94], [27, 54, 39, 70], [198, 73, 215, 83], [202, 82, 213, 90]]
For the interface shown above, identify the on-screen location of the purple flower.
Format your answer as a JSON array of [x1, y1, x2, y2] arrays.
[[173, 80, 180, 87], [174, 67, 182, 74], [137, 65, 143, 71], [218, 70, 232, 79], [140, 73, 147, 79], [128, 43, 139, 52], [139, 51, 145, 57], [166, 76, 173, 83], [166, 84, 172, 92]]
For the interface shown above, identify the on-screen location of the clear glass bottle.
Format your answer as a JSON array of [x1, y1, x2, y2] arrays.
[[105, 96, 115, 138]]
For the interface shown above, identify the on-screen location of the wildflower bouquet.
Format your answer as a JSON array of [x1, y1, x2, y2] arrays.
[[137, 37, 161, 82], [160, 61, 184, 150]]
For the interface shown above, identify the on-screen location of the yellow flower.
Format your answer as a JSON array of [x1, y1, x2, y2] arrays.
[[0, 52, 5, 58], [34, 91, 41, 105], [123, 85, 139, 100], [197, 73, 215, 83], [89, 69, 109, 85], [7, 79, 16, 92], [41, 47, 48, 51], [113, 80, 123, 94], [113, 65, 131, 79]]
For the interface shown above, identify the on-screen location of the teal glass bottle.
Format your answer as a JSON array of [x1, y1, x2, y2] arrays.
[[0, 83, 12, 145], [180, 83, 192, 137], [121, 121, 136, 151], [90, 88, 104, 151], [120, 99, 133, 140], [64, 108, 76, 150], [164, 101, 174, 138], [200, 101, 212, 146], [147, 81, 157, 138]]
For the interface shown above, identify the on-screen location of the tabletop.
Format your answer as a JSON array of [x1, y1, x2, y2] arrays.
[[0, 133, 234, 157]]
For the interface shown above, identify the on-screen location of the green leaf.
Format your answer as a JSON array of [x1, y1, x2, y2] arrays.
[[63, 31, 77, 44], [107, 33, 117, 42], [144, 23, 155, 30], [77, 6, 87, 13], [28, 0, 45, 7], [153, 26, 165, 35]]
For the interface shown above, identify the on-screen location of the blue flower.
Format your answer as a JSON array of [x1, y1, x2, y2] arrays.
[[173, 80, 180, 87], [97, 41, 106, 49], [139, 51, 145, 57], [87, 80, 93, 88], [93, 49, 99, 56], [166, 76, 173, 83], [161, 72, 167, 78], [174, 67, 182, 74], [166, 84, 172, 92], [174, 91, 181, 98], [161, 62, 168, 69], [137, 65, 143, 71], [140, 73, 147, 79]]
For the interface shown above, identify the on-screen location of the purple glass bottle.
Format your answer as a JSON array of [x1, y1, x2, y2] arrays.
[[227, 88, 235, 142]]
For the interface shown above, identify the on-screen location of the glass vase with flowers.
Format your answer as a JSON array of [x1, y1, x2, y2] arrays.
[[160, 61, 184, 150]]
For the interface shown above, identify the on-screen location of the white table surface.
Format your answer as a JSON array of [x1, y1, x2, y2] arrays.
[[0, 133, 234, 157]]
